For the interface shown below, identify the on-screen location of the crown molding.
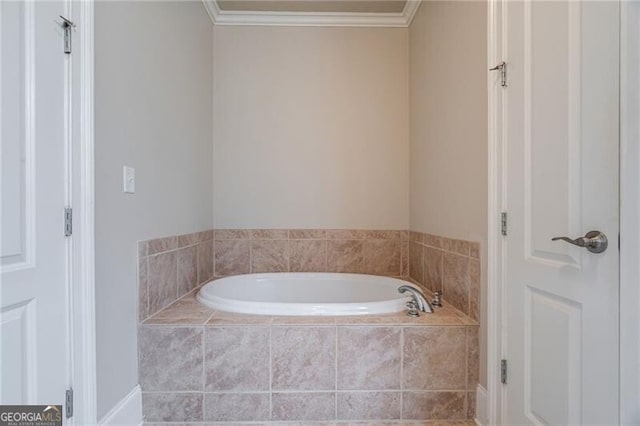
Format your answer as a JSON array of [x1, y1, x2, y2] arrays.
[[202, 0, 421, 27]]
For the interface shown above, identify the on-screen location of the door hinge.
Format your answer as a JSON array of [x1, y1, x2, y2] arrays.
[[501, 212, 508, 236], [490, 61, 507, 87], [58, 16, 75, 54], [501, 359, 508, 384], [64, 207, 73, 236], [65, 388, 73, 418]]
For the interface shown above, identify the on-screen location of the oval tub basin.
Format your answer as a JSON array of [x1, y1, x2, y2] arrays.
[[196, 273, 415, 316]]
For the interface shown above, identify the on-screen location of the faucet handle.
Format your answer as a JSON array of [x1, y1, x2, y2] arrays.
[[405, 300, 420, 317], [432, 290, 443, 308]]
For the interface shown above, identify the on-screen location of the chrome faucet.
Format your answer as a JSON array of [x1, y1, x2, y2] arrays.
[[398, 285, 434, 316]]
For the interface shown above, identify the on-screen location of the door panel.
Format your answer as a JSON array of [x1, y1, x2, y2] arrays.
[[526, 0, 582, 266], [503, 1, 619, 424], [1, 0, 34, 270], [525, 288, 581, 425], [0, 301, 36, 404], [1, 0, 69, 406]]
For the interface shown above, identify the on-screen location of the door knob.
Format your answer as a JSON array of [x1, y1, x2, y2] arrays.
[[551, 230, 608, 254]]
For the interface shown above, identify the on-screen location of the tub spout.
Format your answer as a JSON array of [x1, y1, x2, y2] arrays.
[[398, 285, 434, 316]]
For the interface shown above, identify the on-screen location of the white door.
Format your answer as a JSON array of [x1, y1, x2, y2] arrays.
[[499, 1, 619, 424], [1, 0, 71, 408]]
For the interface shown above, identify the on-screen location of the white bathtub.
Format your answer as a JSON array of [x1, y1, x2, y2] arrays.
[[196, 273, 415, 316]]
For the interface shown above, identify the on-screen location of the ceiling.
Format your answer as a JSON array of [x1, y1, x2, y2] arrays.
[[204, 0, 419, 27], [216, 0, 408, 14]]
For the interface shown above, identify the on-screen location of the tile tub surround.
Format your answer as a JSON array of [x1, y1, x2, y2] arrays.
[[138, 229, 481, 323], [139, 229, 410, 322], [213, 229, 409, 278], [408, 233, 480, 322], [138, 230, 214, 321], [138, 293, 479, 424]]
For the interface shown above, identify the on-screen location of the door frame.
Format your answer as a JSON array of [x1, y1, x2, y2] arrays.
[[619, 1, 640, 423], [486, 0, 638, 424], [69, 0, 97, 424], [486, 0, 506, 422]]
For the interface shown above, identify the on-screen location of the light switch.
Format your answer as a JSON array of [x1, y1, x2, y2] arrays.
[[123, 166, 135, 194]]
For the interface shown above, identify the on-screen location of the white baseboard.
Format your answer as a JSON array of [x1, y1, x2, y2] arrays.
[[475, 384, 488, 426], [98, 384, 143, 426]]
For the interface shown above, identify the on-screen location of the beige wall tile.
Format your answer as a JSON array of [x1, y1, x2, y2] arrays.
[[443, 253, 470, 315], [289, 229, 327, 239], [469, 241, 480, 259], [197, 240, 214, 283], [250, 229, 289, 239], [290, 239, 327, 272], [467, 390, 476, 419], [197, 229, 214, 242], [467, 326, 479, 389], [207, 311, 273, 325], [142, 392, 203, 422], [336, 311, 464, 326], [178, 246, 198, 296], [148, 251, 178, 315], [409, 231, 424, 243], [272, 326, 336, 390], [469, 259, 480, 322], [138, 257, 149, 322], [214, 239, 250, 276], [424, 233, 444, 249], [364, 230, 402, 240], [205, 326, 270, 391], [409, 242, 424, 285], [443, 238, 470, 256], [138, 326, 203, 391], [177, 232, 200, 248], [401, 239, 410, 277], [424, 247, 443, 292], [337, 391, 401, 420], [327, 240, 365, 273], [251, 239, 289, 273], [402, 391, 466, 420], [337, 327, 401, 390], [148, 236, 179, 255], [203, 392, 269, 422], [326, 229, 369, 240], [403, 327, 466, 390], [272, 392, 335, 421], [363, 239, 401, 276], [214, 229, 250, 240], [144, 297, 213, 325]]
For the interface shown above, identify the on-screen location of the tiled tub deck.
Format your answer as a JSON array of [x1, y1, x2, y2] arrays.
[[139, 292, 479, 425]]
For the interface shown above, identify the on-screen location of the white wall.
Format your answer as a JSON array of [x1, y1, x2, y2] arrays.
[[94, 1, 213, 418], [213, 26, 409, 230], [408, 1, 488, 385]]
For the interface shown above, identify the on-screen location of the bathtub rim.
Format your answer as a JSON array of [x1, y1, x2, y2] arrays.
[[196, 272, 414, 316]]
